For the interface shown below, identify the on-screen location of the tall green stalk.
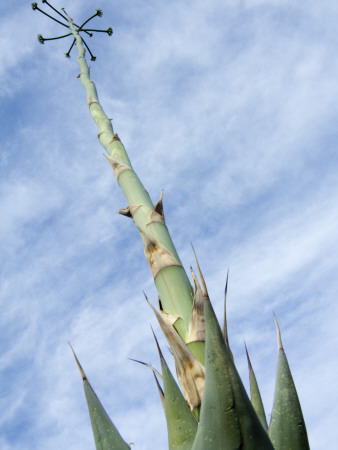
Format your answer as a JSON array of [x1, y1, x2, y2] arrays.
[[64, 11, 206, 360]]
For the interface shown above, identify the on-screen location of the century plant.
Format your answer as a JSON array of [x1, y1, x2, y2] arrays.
[[32, 2, 310, 449]]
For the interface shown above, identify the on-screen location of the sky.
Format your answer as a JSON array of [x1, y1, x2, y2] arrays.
[[1, 0, 338, 449]]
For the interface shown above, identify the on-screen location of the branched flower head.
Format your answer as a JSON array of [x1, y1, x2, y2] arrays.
[[33, 2, 112, 60]]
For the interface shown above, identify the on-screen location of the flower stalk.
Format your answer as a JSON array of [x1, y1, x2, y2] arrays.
[[48, 6, 201, 362]]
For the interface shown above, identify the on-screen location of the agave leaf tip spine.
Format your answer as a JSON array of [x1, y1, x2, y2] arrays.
[[128, 356, 163, 380], [244, 341, 252, 368], [68, 341, 87, 381], [153, 371, 165, 406], [190, 243, 208, 298], [150, 325, 165, 360], [273, 312, 284, 351], [222, 270, 231, 348]]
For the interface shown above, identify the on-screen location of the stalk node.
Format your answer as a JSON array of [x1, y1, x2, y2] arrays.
[[110, 133, 121, 142], [88, 98, 99, 107]]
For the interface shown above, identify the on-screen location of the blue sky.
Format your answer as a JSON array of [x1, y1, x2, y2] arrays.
[[1, 1, 338, 449]]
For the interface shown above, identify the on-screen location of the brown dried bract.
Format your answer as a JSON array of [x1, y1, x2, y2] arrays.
[[147, 191, 165, 225], [104, 154, 132, 179], [146, 295, 205, 410], [191, 244, 209, 298], [118, 205, 141, 218], [161, 310, 179, 326], [109, 132, 121, 143], [187, 268, 205, 344], [139, 228, 181, 278]]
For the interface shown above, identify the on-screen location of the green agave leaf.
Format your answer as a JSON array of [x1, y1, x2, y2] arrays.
[[70, 345, 131, 450], [245, 343, 268, 431], [152, 330, 198, 450], [268, 316, 310, 450], [192, 295, 273, 450]]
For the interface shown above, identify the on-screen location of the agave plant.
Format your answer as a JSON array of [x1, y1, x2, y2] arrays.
[[33, 2, 310, 449]]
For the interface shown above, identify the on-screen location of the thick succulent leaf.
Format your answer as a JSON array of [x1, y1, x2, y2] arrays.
[[153, 331, 198, 450], [192, 296, 274, 450], [245, 343, 268, 431], [83, 380, 131, 450], [268, 317, 310, 450], [70, 346, 130, 450]]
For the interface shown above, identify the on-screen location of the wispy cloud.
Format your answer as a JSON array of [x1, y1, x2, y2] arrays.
[[0, 1, 337, 449]]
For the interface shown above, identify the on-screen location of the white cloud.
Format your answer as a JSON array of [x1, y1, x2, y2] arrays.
[[0, 1, 337, 449]]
